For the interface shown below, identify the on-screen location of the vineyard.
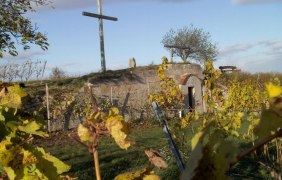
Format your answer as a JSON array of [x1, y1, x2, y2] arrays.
[[1, 58, 282, 179]]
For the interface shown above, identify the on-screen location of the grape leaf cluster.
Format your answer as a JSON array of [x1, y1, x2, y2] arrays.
[[0, 82, 70, 179]]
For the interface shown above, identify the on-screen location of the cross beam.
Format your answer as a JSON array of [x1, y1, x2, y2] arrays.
[[83, 0, 118, 73], [82, 12, 118, 21], [164, 45, 192, 62], [164, 45, 192, 50]]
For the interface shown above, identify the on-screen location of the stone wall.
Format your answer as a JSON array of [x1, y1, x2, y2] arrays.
[[89, 67, 161, 120], [48, 63, 204, 131], [89, 63, 204, 119]]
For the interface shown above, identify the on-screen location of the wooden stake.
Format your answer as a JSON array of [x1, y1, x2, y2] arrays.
[[111, 86, 113, 103], [46, 83, 50, 132]]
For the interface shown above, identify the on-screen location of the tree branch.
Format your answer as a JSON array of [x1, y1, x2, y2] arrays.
[[230, 129, 282, 167]]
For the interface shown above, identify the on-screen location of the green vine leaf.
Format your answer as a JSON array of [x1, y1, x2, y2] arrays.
[[18, 121, 48, 137], [29, 147, 70, 179], [254, 109, 282, 141], [182, 122, 238, 180]]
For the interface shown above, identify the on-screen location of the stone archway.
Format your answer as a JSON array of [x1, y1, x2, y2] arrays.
[[179, 74, 204, 113]]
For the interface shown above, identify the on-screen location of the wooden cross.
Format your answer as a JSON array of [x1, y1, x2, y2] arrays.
[[164, 45, 192, 62], [83, 0, 118, 73]]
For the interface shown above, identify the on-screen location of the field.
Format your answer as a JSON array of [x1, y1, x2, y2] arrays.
[[35, 121, 273, 180], [1, 64, 281, 179], [34, 125, 181, 179]]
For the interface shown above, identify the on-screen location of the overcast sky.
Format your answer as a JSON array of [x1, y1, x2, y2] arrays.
[[2, 0, 282, 75]]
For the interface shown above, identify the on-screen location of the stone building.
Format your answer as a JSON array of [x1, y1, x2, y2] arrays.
[[47, 63, 205, 131], [166, 63, 204, 114], [89, 63, 204, 118]]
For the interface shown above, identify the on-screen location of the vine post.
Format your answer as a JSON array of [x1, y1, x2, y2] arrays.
[[46, 83, 51, 132], [111, 86, 113, 103], [152, 101, 185, 171]]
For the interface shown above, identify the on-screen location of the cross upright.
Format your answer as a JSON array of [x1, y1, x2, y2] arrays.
[[83, 0, 118, 73]]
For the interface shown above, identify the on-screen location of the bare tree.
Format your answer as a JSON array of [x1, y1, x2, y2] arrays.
[[24, 61, 33, 81], [0, 65, 8, 82], [0, 60, 47, 82], [50, 67, 65, 79], [6, 63, 20, 82], [34, 60, 46, 80]]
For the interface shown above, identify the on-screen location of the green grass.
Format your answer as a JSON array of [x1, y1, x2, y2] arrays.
[[35, 120, 275, 180], [36, 126, 181, 180]]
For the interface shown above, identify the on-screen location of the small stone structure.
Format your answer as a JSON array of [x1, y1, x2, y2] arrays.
[[167, 63, 204, 113], [47, 63, 204, 131], [89, 63, 204, 119], [129, 58, 136, 68], [179, 74, 204, 113]]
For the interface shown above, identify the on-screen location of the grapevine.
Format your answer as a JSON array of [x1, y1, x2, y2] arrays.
[[181, 61, 282, 179], [0, 82, 70, 179], [149, 57, 184, 110], [147, 58, 282, 179], [72, 84, 168, 180]]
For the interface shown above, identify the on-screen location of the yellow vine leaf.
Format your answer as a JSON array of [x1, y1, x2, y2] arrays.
[[77, 124, 93, 143], [148, 95, 154, 101], [143, 174, 161, 180], [22, 150, 38, 165], [265, 82, 282, 98], [233, 112, 244, 129], [109, 107, 120, 116], [0, 139, 13, 166], [171, 89, 177, 96], [143, 174, 160, 180], [162, 56, 168, 65], [180, 118, 189, 129], [0, 89, 21, 109], [115, 167, 147, 180], [230, 130, 239, 137], [9, 85, 27, 98], [106, 115, 132, 150], [114, 167, 160, 180], [0, 84, 27, 108], [158, 72, 165, 80], [3, 167, 16, 180]]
